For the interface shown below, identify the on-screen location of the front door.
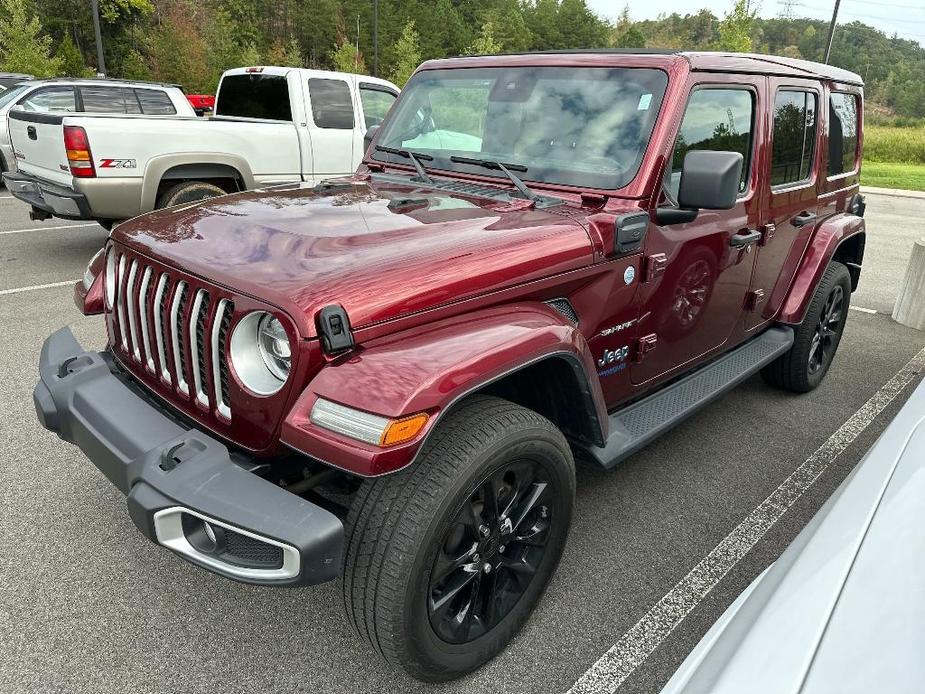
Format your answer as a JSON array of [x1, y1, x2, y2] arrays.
[[632, 80, 765, 385], [746, 78, 822, 330]]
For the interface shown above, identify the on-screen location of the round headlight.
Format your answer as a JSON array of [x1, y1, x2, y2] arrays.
[[229, 311, 292, 396], [104, 246, 116, 308]]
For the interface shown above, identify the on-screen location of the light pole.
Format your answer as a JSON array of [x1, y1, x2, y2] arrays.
[[91, 0, 106, 76], [823, 0, 841, 64], [373, 0, 379, 77]]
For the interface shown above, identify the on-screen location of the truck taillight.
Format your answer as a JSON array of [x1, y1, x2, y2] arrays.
[[63, 126, 95, 178]]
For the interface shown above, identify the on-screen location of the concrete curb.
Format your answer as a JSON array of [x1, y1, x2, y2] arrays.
[[861, 186, 925, 200]]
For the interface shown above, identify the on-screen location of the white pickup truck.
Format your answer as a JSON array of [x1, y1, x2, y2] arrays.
[[3, 67, 399, 227]]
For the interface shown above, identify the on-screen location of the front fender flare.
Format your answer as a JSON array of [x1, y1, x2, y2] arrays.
[[281, 303, 606, 477], [779, 214, 865, 325]]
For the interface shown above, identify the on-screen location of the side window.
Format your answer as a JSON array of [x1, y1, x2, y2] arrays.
[[771, 90, 817, 186], [135, 89, 177, 116], [669, 87, 755, 198], [79, 86, 128, 113], [123, 89, 142, 114], [828, 92, 859, 176], [359, 85, 397, 128], [19, 87, 77, 113], [308, 78, 355, 129]]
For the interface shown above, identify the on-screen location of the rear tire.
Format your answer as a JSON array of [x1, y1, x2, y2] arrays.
[[156, 181, 227, 210], [342, 396, 575, 682], [762, 261, 852, 393]]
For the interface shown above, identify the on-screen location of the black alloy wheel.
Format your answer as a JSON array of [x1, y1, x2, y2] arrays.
[[808, 284, 844, 375], [428, 460, 554, 644]]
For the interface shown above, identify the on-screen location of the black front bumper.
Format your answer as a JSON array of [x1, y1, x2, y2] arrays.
[[34, 327, 343, 586], [2, 170, 92, 220]]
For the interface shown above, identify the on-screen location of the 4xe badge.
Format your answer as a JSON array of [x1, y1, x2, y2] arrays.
[[99, 158, 137, 169], [597, 344, 629, 377]]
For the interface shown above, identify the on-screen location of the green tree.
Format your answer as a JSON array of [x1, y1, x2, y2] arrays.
[[239, 42, 261, 67], [715, 0, 757, 52], [331, 37, 366, 74], [149, 0, 208, 91], [465, 20, 503, 55], [616, 26, 646, 49], [0, 0, 62, 77], [389, 19, 421, 87], [56, 33, 94, 77], [119, 47, 151, 80]]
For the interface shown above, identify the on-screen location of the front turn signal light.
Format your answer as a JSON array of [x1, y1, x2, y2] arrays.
[[310, 398, 429, 447], [380, 413, 429, 447]]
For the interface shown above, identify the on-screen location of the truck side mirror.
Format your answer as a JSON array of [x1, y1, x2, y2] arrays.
[[657, 150, 744, 225], [364, 124, 380, 156]]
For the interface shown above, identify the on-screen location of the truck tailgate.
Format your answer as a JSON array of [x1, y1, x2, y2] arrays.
[[7, 111, 73, 187]]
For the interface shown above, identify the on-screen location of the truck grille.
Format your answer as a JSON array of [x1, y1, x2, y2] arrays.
[[108, 249, 234, 422]]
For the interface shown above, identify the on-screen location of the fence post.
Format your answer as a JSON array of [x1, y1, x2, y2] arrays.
[[892, 237, 925, 331]]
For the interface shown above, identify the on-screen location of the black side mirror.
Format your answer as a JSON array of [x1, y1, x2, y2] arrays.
[[364, 124, 380, 155], [657, 150, 744, 225]]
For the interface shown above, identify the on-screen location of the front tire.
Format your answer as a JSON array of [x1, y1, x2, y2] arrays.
[[762, 261, 852, 392], [342, 396, 575, 681]]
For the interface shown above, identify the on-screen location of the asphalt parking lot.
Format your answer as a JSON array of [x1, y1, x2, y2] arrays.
[[1, 190, 923, 694]]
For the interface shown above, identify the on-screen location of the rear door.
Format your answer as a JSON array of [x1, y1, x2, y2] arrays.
[[304, 75, 357, 177], [746, 77, 822, 330]]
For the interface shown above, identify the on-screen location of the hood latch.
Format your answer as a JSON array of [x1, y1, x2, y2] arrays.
[[317, 304, 355, 356]]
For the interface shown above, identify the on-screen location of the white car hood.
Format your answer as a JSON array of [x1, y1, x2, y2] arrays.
[[662, 377, 925, 694]]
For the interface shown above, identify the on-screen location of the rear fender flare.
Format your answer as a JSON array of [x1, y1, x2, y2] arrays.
[[141, 153, 255, 212], [779, 214, 865, 325], [281, 303, 607, 477]]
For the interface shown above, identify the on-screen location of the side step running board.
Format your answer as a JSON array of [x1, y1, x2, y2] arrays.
[[586, 326, 794, 469]]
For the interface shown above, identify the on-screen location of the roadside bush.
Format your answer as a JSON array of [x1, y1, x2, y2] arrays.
[[864, 126, 925, 165]]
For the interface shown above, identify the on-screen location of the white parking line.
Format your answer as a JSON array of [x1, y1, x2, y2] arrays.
[[850, 305, 878, 315], [0, 223, 99, 236], [568, 344, 925, 694], [0, 280, 76, 296]]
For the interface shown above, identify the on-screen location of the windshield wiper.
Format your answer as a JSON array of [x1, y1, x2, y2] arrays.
[[375, 145, 434, 184], [449, 156, 536, 201]]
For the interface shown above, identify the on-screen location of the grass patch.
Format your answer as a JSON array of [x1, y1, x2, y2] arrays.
[[861, 161, 925, 191], [864, 125, 925, 164]]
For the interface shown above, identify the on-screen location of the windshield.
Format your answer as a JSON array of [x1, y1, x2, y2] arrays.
[[374, 66, 668, 190], [0, 84, 29, 110]]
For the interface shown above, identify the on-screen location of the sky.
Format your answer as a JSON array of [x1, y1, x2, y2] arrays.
[[586, 0, 925, 47]]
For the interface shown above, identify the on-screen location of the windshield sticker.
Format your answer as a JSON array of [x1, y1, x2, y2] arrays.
[[638, 93, 653, 111]]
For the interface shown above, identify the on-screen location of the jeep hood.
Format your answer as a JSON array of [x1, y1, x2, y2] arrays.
[[113, 178, 593, 337]]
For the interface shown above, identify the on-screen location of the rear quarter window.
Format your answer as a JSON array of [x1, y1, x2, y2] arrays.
[[135, 89, 177, 115], [216, 74, 292, 121], [828, 92, 859, 176]]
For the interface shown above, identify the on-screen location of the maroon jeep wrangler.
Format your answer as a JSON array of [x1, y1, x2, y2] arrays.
[[40, 51, 865, 681]]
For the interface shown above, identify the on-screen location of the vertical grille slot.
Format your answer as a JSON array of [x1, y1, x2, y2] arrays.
[[116, 255, 128, 351], [170, 281, 189, 395], [153, 273, 171, 383], [125, 260, 140, 361], [138, 266, 155, 372], [190, 289, 210, 407], [211, 299, 233, 420]]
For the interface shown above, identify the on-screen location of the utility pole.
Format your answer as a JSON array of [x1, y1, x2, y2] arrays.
[[823, 0, 842, 64], [356, 15, 360, 72], [373, 0, 379, 77], [91, 0, 106, 76]]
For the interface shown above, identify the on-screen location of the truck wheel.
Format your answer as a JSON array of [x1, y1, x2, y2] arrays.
[[156, 181, 226, 209], [762, 261, 852, 393], [342, 396, 575, 681]]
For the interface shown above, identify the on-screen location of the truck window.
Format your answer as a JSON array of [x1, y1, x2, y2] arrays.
[[135, 89, 177, 116], [308, 78, 355, 129], [771, 90, 817, 186], [828, 92, 859, 176], [122, 89, 142, 114], [359, 85, 397, 128], [19, 86, 76, 113], [78, 86, 128, 113], [669, 87, 755, 197], [216, 74, 292, 121]]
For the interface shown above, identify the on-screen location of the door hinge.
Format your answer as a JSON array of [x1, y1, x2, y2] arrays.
[[759, 223, 776, 246], [745, 289, 766, 311], [644, 253, 668, 282], [634, 333, 658, 362]]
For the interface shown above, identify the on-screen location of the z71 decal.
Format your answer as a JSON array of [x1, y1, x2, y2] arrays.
[[99, 159, 137, 169]]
